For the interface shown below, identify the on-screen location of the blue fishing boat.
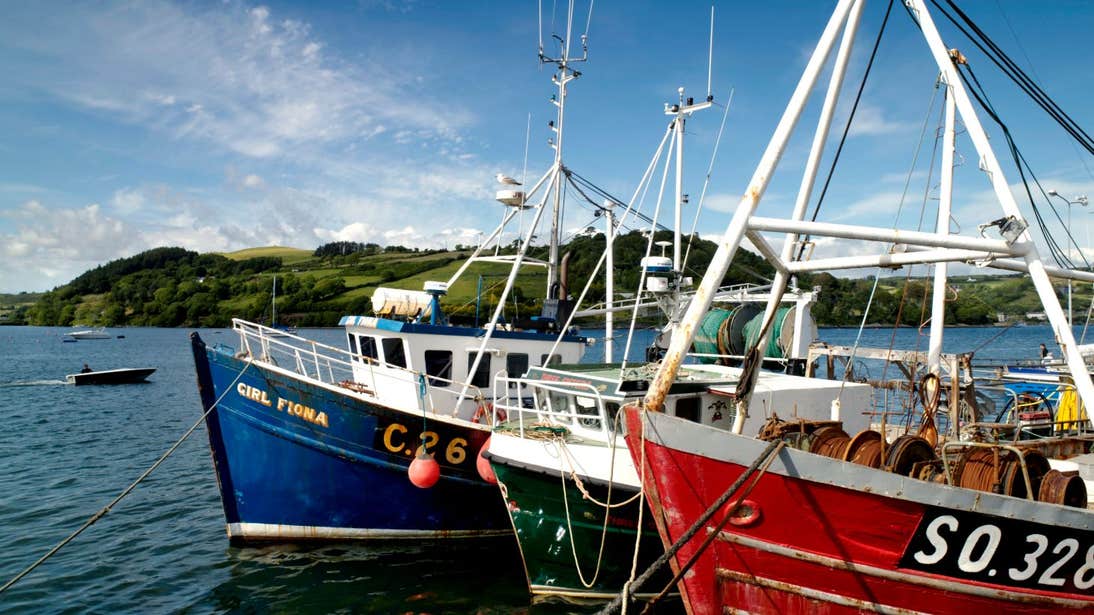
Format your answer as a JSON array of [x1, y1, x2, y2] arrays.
[[190, 34, 601, 543]]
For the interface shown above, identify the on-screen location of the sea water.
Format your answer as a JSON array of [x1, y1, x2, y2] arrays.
[[0, 324, 1071, 612]]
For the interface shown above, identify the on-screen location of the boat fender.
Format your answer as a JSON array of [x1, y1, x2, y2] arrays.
[[724, 498, 762, 527], [477, 436, 498, 485], [408, 450, 441, 488]]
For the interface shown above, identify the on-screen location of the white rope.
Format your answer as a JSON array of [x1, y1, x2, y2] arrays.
[[558, 435, 610, 588], [622, 407, 649, 613]]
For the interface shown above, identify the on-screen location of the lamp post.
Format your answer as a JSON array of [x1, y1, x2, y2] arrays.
[[1048, 189, 1090, 325]]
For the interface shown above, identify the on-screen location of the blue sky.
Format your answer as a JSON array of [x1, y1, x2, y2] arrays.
[[1, 0, 1091, 293]]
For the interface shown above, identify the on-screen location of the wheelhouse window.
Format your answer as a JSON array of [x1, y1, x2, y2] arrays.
[[359, 335, 378, 361], [347, 334, 358, 356], [575, 395, 601, 430], [675, 397, 700, 423], [546, 390, 572, 424], [468, 352, 492, 388], [507, 353, 529, 389], [381, 338, 407, 368], [424, 350, 453, 387], [540, 353, 561, 367]]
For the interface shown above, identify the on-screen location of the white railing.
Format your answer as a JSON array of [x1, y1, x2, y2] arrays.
[[492, 373, 613, 440], [231, 319, 485, 416]]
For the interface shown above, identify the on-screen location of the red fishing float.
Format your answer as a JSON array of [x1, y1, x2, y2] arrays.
[[477, 436, 497, 485], [408, 449, 440, 488]]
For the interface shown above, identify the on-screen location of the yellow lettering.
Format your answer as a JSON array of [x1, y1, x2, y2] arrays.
[[415, 430, 440, 456], [237, 383, 271, 406], [383, 423, 407, 452], [276, 398, 288, 412], [316, 412, 329, 428]]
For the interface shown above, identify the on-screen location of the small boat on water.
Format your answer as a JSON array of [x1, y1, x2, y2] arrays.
[[65, 327, 112, 340], [66, 368, 156, 385]]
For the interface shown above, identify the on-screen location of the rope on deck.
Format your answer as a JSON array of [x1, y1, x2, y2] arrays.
[[0, 360, 253, 595]]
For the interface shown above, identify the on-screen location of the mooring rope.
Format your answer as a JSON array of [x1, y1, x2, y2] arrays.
[[599, 434, 784, 615], [0, 359, 253, 595]]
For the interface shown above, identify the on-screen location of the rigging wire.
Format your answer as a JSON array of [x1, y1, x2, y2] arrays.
[[583, 0, 594, 44], [926, 0, 1094, 155], [958, 62, 1087, 270], [564, 167, 671, 232], [682, 89, 734, 276], [991, 0, 1094, 181]]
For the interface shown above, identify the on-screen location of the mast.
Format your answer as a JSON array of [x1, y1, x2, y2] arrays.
[[642, 0, 1094, 429], [540, 1, 588, 294], [604, 201, 615, 361], [642, 0, 860, 413], [927, 85, 957, 373]]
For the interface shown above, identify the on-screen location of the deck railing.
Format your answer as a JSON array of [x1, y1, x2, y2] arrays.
[[231, 319, 484, 416], [492, 373, 613, 439]]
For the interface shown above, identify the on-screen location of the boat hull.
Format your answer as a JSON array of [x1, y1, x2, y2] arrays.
[[191, 333, 510, 542], [488, 445, 670, 600], [66, 368, 155, 385], [624, 407, 1094, 615]]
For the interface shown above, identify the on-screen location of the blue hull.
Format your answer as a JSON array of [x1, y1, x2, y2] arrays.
[[190, 333, 510, 543]]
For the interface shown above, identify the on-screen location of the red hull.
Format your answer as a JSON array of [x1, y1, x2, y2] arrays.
[[624, 407, 1094, 615]]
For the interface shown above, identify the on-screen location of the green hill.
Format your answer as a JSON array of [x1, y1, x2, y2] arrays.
[[14, 237, 1080, 328], [15, 232, 776, 328]]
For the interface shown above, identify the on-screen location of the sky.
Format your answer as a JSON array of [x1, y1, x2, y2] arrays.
[[1, 0, 1092, 293]]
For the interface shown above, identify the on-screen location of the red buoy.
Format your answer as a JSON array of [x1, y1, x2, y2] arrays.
[[477, 436, 497, 485], [408, 449, 441, 488]]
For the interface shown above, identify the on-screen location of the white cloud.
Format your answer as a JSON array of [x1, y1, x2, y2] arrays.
[[846, 103, 916, 138], [243, 174, 264, 189], [0, 2, 472, 162], [112, 188, 146, 213], [705, 193, 743, 214], [0, 201, 138, 291]]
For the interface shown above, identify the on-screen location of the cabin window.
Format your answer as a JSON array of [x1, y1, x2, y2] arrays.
[[575, 396, 601, 430], [507, 353, 529, 389], [675, 397, 701, 423], [605, 402, 621, 435], [468, 353, 492, 388], [382, 338, 407, 368], [424, 350, 453, 386], [547, 391, 572, 424], [347, 334, 358, 356], [359, 335, 378, 361], [540, 353, 561, 366]]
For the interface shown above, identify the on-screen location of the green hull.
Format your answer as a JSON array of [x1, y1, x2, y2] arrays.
[[492, 458, 671, 600]]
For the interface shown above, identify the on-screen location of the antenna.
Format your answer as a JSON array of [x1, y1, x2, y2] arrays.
[[707, 4, 715, 99], [538, 0, 544, 55], [521, 113, 532, 186]]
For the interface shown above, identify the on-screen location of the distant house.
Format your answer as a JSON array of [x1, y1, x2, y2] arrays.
[[1025, 311, 1047, 321]]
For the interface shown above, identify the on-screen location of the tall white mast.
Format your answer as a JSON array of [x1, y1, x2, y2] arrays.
[[927, 85, 957, 373], [540, 0, 588, 294]]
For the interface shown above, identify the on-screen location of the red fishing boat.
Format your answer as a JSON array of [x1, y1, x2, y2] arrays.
[[624, 407, 1093, 614], [614, 0, 1094, 612]]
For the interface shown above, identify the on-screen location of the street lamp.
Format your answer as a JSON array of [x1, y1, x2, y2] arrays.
[[1048, 189, 1090, 325]]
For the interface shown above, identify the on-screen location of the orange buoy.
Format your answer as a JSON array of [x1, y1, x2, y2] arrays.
[[408, 449, 441, 488], [477, 436, 498, 484]]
